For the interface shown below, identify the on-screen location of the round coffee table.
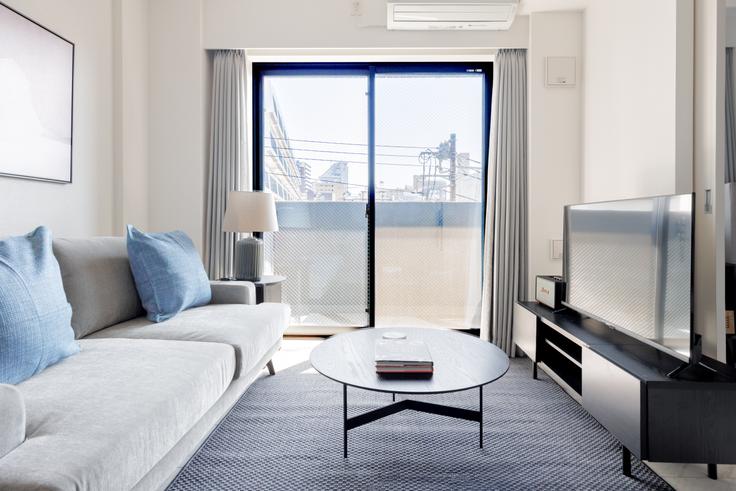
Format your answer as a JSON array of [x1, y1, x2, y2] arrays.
[[310, 327, 510, 457]]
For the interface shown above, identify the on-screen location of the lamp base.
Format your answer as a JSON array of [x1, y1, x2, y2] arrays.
[[234, 236, 263, 281]]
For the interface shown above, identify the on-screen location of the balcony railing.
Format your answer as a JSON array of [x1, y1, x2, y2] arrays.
[[264, 201, 483, 330]]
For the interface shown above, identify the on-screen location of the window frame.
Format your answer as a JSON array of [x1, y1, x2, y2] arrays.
[[252, 62, 493, 329]]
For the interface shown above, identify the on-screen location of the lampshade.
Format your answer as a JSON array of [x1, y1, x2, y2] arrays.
[[223, 191, 279, 233]]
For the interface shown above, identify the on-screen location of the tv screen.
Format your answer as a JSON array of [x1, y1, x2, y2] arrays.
[[563, 194, 693, 361]]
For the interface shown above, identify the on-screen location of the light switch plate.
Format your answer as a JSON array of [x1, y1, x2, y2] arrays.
[[551, 239, 563, 260], [350, 1, 362, 16]]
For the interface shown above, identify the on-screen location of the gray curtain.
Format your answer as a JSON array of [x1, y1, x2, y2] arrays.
[[727, 48, 736, 183], [204, 50, 247, 279], [480, 49, 528, 356]]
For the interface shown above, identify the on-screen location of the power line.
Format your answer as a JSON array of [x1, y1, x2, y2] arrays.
[[264, 136, 436, 150], [265, 153, 421, 169], [265, 141, 483, 168], [270, 144, 483, 170], [268, 145, 427, 159], [265, 152, 482, 174]]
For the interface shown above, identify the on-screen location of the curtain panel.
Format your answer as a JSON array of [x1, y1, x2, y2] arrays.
[[726, 47, 736, 183], [204, 50, 247, 279], [480, 49, 528, 356]]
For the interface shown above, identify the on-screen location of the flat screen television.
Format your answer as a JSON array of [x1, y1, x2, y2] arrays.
[[563, 193, 694, 362]]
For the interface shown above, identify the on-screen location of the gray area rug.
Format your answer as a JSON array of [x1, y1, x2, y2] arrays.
[[169, 357, 672, 490]]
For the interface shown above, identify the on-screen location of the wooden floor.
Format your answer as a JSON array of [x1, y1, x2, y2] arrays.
[[646, 462, 736, 490]]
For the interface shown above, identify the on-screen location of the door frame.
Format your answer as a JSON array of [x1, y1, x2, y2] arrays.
[[252, 62, 493, 329]]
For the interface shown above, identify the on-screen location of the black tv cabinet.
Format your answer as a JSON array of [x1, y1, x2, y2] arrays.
[[515, 301, 736, 480]]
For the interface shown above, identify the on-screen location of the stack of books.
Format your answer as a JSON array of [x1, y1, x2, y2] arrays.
[[374, 339, 434, 375]]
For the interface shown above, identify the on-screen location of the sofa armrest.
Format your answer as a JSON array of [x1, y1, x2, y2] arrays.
[[209, 281, 256, 305], [0, 384, 25, 458]]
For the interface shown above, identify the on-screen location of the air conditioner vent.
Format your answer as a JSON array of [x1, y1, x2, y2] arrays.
[[387, 2, 519, 31]]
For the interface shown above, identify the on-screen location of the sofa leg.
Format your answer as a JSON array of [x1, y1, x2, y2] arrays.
[[266, 360, 275, 375]]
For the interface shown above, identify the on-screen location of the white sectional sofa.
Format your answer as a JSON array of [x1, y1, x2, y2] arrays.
[[0, 237, 290, 491]]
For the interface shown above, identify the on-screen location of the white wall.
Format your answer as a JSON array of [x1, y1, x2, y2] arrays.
[[526, 11, 582, 298], [582, 0, 693, 202], [693, 0, 726, 360], [148, 0, 208, 251], [675, 0, 695, 194], [113, 0, 149, 233], [203, 0, 529, 50], [0, 0, 115, 238]]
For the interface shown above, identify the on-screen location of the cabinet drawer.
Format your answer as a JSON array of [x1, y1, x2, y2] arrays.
[[582, 347, 642, 456], [513, 303, 537, 360], [647, 383, 736, 463]]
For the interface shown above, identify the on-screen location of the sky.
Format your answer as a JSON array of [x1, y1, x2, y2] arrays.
[[264, 72, 485, 200]]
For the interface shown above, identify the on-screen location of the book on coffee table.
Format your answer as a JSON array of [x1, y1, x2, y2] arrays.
[[374, 339, 433, 374]]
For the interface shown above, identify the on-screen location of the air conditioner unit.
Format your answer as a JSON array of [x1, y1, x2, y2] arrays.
[[387, 1, 519, 31]]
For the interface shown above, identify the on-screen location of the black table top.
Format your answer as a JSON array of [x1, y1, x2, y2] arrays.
[[310, 327, 510, 395], [518, 301, 736, 383]]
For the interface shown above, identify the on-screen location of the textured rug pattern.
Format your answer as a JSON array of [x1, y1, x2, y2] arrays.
[[168, 358, 672, 490]]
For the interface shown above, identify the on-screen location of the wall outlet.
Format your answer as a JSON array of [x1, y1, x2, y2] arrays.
[[350, 1, 362, 16], [550, 239, 563, 260]]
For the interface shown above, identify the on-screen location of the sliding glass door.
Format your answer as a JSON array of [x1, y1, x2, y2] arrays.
[[374, 70, 486, 330], [256, 70, 369, 329], [254, 63, 491, 331]]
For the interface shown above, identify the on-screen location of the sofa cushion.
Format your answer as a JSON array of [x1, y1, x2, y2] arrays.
[[53, 237, 144, 338], [0, 226, 79, 384], [126, 225, 212, 322], [88, 303, 290, 378], [0, 338, 235, 491], [0, 384, 25, 459]]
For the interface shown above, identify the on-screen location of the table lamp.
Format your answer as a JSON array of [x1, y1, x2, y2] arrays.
[[222, 191, 279, 281]]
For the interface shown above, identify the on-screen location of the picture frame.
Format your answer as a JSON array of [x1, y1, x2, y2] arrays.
[[0, 1, 74, 183]]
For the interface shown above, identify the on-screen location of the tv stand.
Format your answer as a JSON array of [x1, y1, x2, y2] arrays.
[[515, 301, 736, 481], [666, 359, 719, 379], [666, 334, 705, 378], [665, 362, 690, 379]]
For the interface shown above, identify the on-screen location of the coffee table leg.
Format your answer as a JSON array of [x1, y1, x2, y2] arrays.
[[479, 386, 483, 449], [392, 392, 395, 402], [343, 384, 348, 458]]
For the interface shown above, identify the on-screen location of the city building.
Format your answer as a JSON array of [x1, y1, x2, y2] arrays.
[[262, 87, 309, 200], [316, 161, 349, 201]]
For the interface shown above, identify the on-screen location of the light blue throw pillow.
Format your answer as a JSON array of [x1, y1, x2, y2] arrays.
[[126, 225, 211, 322], [0, 226, 79, 384]]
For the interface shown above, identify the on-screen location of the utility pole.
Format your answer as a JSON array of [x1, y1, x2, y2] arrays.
[[449, 133, 457, 202], [418, 133, 457, 201]]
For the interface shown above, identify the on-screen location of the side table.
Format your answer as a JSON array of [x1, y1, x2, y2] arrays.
[[252, 275, 286, 304]]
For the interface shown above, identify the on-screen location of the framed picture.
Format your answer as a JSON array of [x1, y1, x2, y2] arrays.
[[0, 2, 74, 183]]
